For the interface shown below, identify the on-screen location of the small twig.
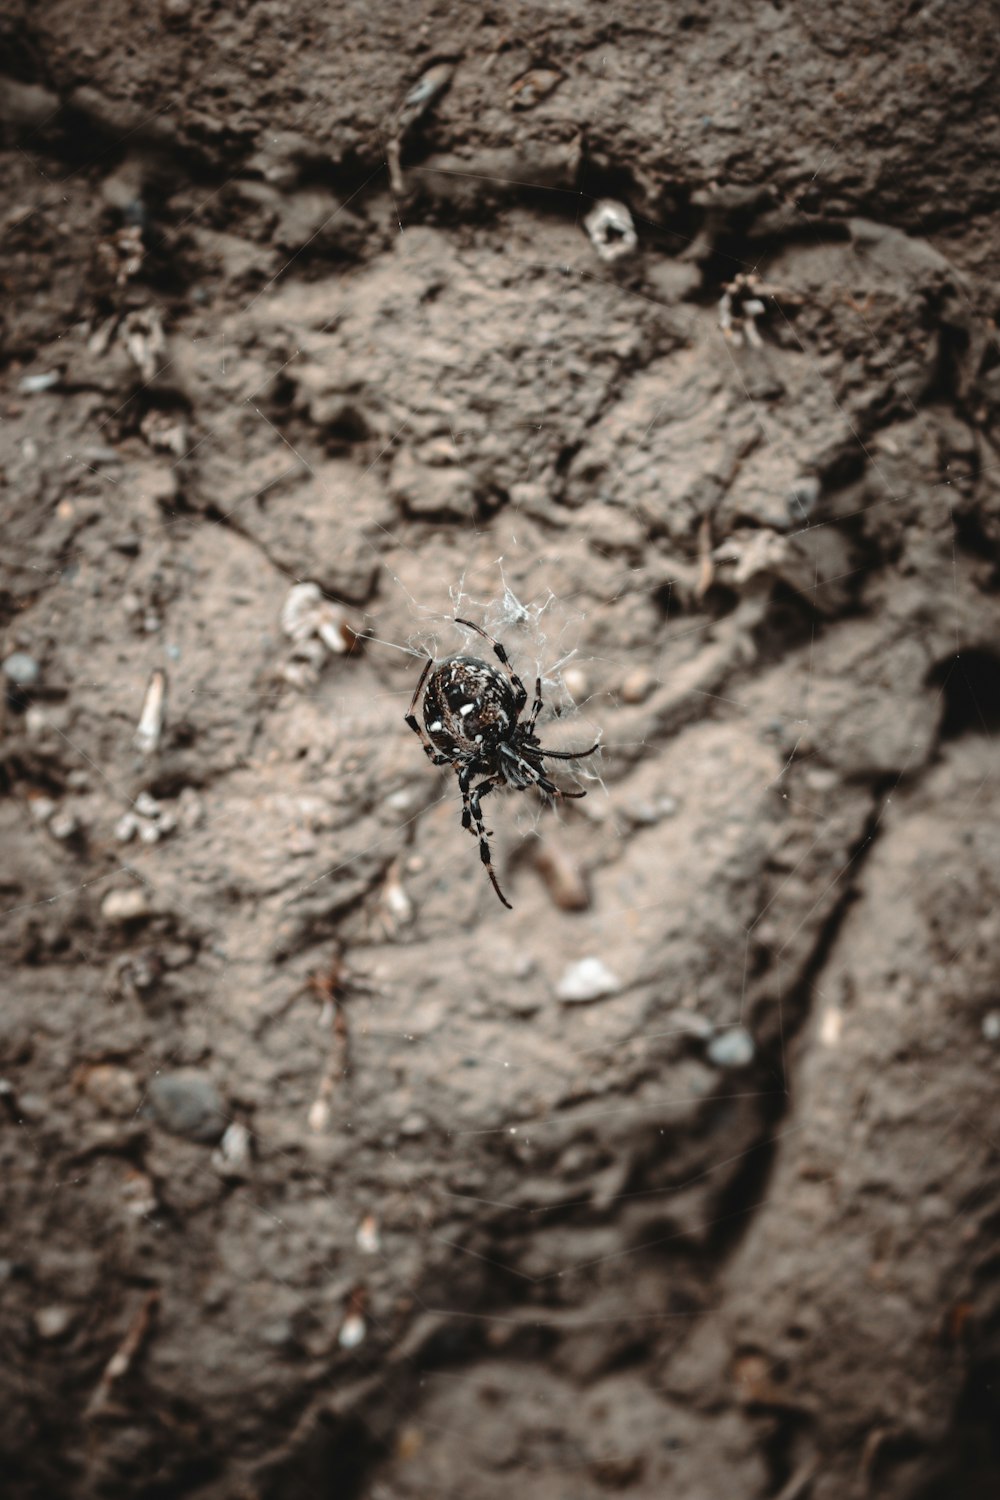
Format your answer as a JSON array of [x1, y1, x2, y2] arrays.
[[86, 1289, 159, 1418], [774, 1458, 818, 1500], [308, 1002, 350, 1132]]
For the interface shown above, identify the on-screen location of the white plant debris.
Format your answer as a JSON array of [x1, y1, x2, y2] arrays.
[[718, 272, 803, 349], [141, 409, 188, 455], [584, 200, 638, 263], [356, 1214, 381, 1254], [134, 668, 167, 754], [121, 307, 166, 381], [281, 583, 357, 687], [387, 61, 455, 193], [713, 529, 791, 587]]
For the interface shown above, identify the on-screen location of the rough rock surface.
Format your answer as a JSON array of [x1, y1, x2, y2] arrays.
[[2, 2, 999, 1497]]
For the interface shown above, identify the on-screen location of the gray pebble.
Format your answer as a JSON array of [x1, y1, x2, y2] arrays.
[[148, 1069, 226, 1143], [706, 1026, 755, 1069], [2, 652, 40, 687], [17, 371, 60, 395]]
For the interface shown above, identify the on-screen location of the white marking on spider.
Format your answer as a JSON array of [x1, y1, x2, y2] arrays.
[[459, 703, 475, 717], [429, 720, 443, 731]]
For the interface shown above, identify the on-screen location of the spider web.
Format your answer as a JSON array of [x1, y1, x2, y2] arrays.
[[2, 9, 1000, 1499]]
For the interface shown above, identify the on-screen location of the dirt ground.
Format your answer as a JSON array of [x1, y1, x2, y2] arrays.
[[2, 2, 1000, 1497]]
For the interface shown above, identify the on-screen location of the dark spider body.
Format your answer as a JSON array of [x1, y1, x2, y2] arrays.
[[406, 619, 599, 908]]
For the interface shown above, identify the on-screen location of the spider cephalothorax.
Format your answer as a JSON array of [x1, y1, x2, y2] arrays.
[[405, 618, 599, 909]]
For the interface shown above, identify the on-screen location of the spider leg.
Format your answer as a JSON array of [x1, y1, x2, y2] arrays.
[[468, 778, 496, 835], [539, 740, 601, 760], [405, 653, 457, 767], [405, 653, 434, 727], [457, 763, 511, 909], [513, 755, 589, 803], [524, 676, 544, 735]]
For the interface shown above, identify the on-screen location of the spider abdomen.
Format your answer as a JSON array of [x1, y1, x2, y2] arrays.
[[422, 655, 515, 754]]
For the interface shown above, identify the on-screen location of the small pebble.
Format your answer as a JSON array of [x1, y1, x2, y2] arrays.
[[557, 956, 621, 1004], [177, 786, 204, 830], [34, 1306, 75, 1341], [338, 1312, 366, 1349], [534, 841, 589, 911], [80, 1063, 141, 1117], [673, 1008, 714, 1040], [621, 667, 654, 704], [787, 475, 821, 524], [29, 796, 57, 825], [17, 371, 60, 394], [626, 796, 677, 826], [399, 1113, 427, 1138], [806, 768, 838, 792], [122, 1169, 157, 1217], [509, 68, 563, 110], [115, 813, 138, 843], [212, 1120, 252, 1175], [706, 1026, 755, 1069], [160, 0, 193, 22], [101, 887, 151, 923], [2, 651, 40, 687], [48, 808, 81, 841], [148, 1068, 226, 1143], [78, 445, 121, 466], [356, 1214, 381, 1254], [563, 667, 588, 701], [982, 1011, 1000, 1043]]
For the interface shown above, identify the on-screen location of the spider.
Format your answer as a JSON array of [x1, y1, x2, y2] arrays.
[[405, 617, 599, 909]]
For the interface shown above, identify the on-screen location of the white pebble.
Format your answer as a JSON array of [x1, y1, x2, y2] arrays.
[[34, 1305, 74, 1340], [982, 1011, 1000, 1042], [48, 809, 80, 841], [338, 1313, 366, 1349], [212, 1121, 252, 1175], [101, 888, 150, 923], [563, 667, 588, 701], [556, 957, 621, 1004], [584, 199, 638, 263]]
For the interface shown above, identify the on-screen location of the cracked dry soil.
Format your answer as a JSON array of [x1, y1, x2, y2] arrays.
[[2, 3, 1000, 1498]]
